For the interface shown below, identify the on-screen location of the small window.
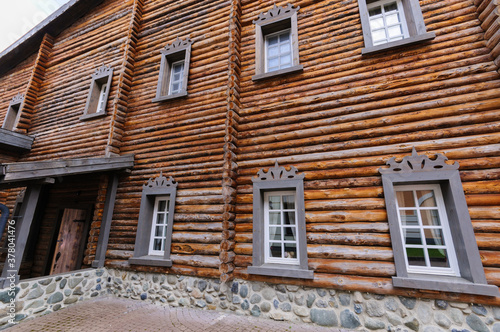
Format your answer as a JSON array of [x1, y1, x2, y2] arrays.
[[367, 0, 408, 46], [152, 37, 192, 102], [148, 196, 171, 255], [129, 173, 177, 267], [379, 148, 499, 296], [359, 0, 435, 54], [252, 4, 303, 81], [3, 93, 24, 131], [248, 162, 313, 279], [81, 65, 113, 120]]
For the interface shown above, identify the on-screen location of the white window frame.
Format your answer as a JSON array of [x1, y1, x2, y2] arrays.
[[394, 184, 460, 277], [148, 195, 171, 256], [263, 191, 299, 265], [264, 29, 292, 73], [367, 0, 409, 46], [96, 83, 108, 114]]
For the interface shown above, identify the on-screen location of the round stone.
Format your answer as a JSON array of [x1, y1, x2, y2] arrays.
[[140, 293, 147, 300], [241, 299, 250, 310], [417, 303, 432, 324], [435, 300, 448, 310], [387, 312, 403, 326], [466, 314, 489, 332], [450, 308, 464, 325], [231, 282, 238, 294], [239, 285, 249, 298], [385, 298, 398, 311], [339, 293, 351, 306], [196, 300, 206, 308], [316, 300, 328, 308], [167, 275, 177, 285], [294, 306, 309, 317], [273, 299, 279, 309], [340, 309, 360, 329], [47, 292, 63, 304], [252, 283, 263, 292], [38, 278, 52, 286], [366, 301, 384, 317], [399, 296, 417, 310], [405, 318, 420, 332], [306, 293, 316, 308], [354, 303, 363, 314], [472, 305, 487, 316], [261, 302, 271, 312], [276, 285, 287, 293], [262, 288, 275, 301], [198, 280, 207, 292], [434, 312, 452, 328], [59, 279, 67, 289], [423, 327, 446, 332], [251, 305, 261, 317], [311, 308, 338, 327], [316, 289, 327, 297], [365, 317, 385, 330], [250, 294, 261, 304], [280, 302, 292, 312], [26, 287, 44, 300], [205, 294, 214, 304], [492, 322, 500, 332]]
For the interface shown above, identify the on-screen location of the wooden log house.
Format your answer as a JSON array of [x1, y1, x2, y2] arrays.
[[0, 0, 500, 329]]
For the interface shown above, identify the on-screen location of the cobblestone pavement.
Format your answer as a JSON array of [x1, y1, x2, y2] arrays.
[[6, 297, 354, 332]]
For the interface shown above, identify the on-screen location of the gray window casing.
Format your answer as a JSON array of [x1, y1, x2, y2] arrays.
[[248, 161, 313, 279], [129, 173, 177, 267], [379, 148, 499, 296], [358, 0, 435, 54], [152, 37, 192, 102], [252, 4, 303, 81], [81, 65, 113, 120], [3, 93, 24, 130]]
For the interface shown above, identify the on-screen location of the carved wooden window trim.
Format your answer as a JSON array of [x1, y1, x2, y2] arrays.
[[2, 93, 24, 130], [358, 0, 435, 54], [129, 173, 177, 267], [81, 65, 113, 120], [379, 148, 499, 296], [152, 37, 192, 102], [248, 161, 313, 279], [252, 4, 303, 81]]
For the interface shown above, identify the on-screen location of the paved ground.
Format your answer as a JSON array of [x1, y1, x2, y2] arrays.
[[6, 297, 353, 332]]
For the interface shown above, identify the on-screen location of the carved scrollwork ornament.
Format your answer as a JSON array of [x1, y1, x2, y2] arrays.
[[162, 37, 193, 53], [379, 147, 459, 174], [144, 172, 177, 189], [92, 64, 113, 79], [10, 93, 24, 105], [253, 161, 305, 182], [252, 3, 300, 24]]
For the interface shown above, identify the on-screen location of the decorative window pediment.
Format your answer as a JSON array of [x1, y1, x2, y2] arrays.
[[380, 148, 458, 174], [253, 161, 305, 182]]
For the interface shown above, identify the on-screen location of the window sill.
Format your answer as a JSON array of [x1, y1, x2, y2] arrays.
[[252, 65, 303, 81], [393, 274, 500, 297], [152, 91, 188, 103], [80, 112, 107, 121], [362, 32, 436, 55], [248, 263, 314, 279], [129, 255, 172, 267]]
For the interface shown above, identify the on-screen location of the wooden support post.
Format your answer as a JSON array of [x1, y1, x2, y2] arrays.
[[92, 174, 119, 268], [0, 185, 42, 287]]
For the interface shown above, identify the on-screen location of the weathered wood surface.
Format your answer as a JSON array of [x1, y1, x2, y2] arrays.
[[0, 0, 499, 304]]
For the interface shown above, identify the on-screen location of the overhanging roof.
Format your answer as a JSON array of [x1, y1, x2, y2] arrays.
[[0, 154, 134, 184], [0, 0, 104, 76]]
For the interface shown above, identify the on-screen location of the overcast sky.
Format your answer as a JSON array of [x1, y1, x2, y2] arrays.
[[0, 0, 71, 53]]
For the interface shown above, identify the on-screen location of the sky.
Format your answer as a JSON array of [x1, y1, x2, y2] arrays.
[[0, 0, 71, 53]]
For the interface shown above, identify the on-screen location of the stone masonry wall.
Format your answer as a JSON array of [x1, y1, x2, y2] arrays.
[[1, 268, 500, 332], [0, 268, 108, 329]]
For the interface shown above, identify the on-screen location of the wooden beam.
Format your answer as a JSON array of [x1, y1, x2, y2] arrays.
[[92, 174, 119, 268], [1, 155, 134, 183], [0, 185, 42, 287], [0, 128, 34, 152]]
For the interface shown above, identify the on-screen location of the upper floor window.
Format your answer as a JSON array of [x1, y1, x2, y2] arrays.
[[3, 93, 24, 130], [152, 37, 192, 102], [368, 0, 408, 45], [248, 161, 313, 279], [379, 148, 499, 296], [252, 4, 303, 81], [81, 65, 113, 120], [129, 173, 177, 267], [358, 0, 435, 54]]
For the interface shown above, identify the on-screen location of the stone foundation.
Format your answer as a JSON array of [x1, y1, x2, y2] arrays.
[[2, 268, 500, 332], [0, 268, 108, 329]]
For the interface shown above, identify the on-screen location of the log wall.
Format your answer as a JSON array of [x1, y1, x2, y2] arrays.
[[0, 0, 499, 305], [232, 0, 500, 303], [111, 0, 232, 278]]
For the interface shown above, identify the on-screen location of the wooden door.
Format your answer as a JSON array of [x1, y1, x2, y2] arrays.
[[50, 208, 87, 275]]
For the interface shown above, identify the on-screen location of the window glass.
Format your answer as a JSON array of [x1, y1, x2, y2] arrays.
[[395, 185, 459, 276], [169, 61, 185, 95], [265, 30, 293, 72], [264, 191, 299, 264], [149, 196, 170, 255], [368, 0, 407, 45]]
